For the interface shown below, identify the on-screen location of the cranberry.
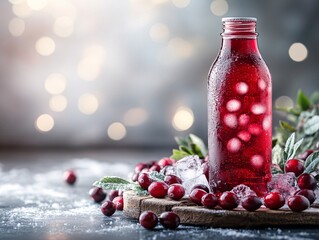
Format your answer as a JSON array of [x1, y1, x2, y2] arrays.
[[112, 196, 124, 211], [108, 190, 119, 201], [242, 195, 262, 212], [284, 159, 305, 177], [158, 157, 176, 167], [64, 170, 76, 185], [298, 150, 314, 161], [167, 184, 185, 201], [135, 163, 147, 173], [101, 201, 116, 216], [298, 173, 317, 190], [201, 193, 218, 209], [263, 192, 285, 210], [148, 181, 168, 198], [190, 184, 210, 193], [202, 162, 209, 181], [149, 164, 161, 172], [159, 212, 180, 229], [89, 187, 106, 203], [218, 191, 239, 210], [189, 189, 207, 205], [139, 211, 158, 229], [164, 175, 182, 185], [118, 190, 124, 196], [131, 172, 139, 182], [288, 195, 310, 212], [138, 172, 153, 190], [294, 189, 316, 204]]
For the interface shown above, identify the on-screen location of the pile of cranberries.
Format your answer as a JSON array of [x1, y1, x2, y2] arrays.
[[139, 211, 180, 230]]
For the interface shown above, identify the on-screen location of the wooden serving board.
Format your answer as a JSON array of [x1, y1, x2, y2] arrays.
[[123, 191, 319, 227]]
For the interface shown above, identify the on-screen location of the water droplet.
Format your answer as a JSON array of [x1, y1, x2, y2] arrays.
[[248, 124, 262, 135], [227, 138, 241, 153], [251, 155, 264, 169], [237, 131, 251, 142], [251, 103, 266, 115], [226, 99, 241, 112], [258, 80, 266, 91], [235, 82, 248, 95], [223, 114, 237, 128]]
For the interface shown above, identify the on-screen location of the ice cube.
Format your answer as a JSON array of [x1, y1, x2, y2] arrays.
[[251, 103, 266, 115], [268, 173, 298, 199], [183, 174, 209, 195], [231, 184, 257, 202], [224, 113, 238, 128], [250, 155, 264, 169], [235, 82, 248, 95], [226, 99, 241, 112], [227, 138, 241, 153], [160, 165, 176, 176], [238, 131, 251, 142]]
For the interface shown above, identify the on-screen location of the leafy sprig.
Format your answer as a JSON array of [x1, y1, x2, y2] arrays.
[[171, 134, 207, 160]]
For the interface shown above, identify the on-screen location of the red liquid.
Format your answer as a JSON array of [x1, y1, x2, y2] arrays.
[[208, 36, 272, 197]]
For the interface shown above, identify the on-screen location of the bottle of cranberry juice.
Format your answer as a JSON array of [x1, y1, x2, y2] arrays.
[[208, 17, 272, 197]]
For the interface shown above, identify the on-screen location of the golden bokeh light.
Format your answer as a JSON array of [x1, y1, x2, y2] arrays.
[[35, 114, 54, 132], [288, 42, 308, 62], [275, 96, 294, 109], [26, 0, 48, 11], [53, 16, 74, 38], [168, 38, 194, 58], [8, 18, 25, 37], [123, 108, 149, 126], [78, 93, 99, 115], [49, 95, 68, 112], [171, 0, 191, 8], [149, 23, 170, 43], [172, 106, 194, 131], [107, 122, 127, 141], [210, 0, 229, 16], [12, 0, 32, 18], [44, 73, 66, 95], [35, 36, 56, 56]]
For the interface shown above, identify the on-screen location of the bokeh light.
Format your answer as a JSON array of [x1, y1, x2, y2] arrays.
[[26, 0, 48, 11], [275, 96, 294, 109], [172, 106, 194, 131], [35, 114, 54, 132], [107, 122, 127, 141], [35, 37, 56, 56], [44, 74, 66, 95], [168, 37, 194, 58], [8, 18, 25, 37], [49, 95, 68, 112], [210, 0, 229, 16], [12, 0, 32, 18], [53, 16, 74, 38], [78, 94, 99, 115], [123, 108, 149, 126], [149, 23, 170, 43], [288, 42, 308, 62], [171, 0, 190, 8]]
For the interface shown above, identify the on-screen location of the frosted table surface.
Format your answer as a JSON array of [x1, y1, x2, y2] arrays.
[[0, 149, 318, 240]]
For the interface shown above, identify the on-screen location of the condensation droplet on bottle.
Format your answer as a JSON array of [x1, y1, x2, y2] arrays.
[[226, 99, 241, 112], [227, 138, 241, 153], [224, 114, 238, 128], [250, 155, 264, 169], [258, 79, 266, 91], [251, 103, 266, 115], [263, 116, 271, 130], [248, 124, 262, 135], [238, 114, 250, 126], [235, 82, 248, 95], [237, 131, 251, 142]]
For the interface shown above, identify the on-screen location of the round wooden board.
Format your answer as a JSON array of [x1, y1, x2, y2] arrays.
[[123, 191, 319, 228]]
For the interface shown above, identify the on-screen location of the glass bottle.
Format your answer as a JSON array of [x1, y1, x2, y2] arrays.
[[207, 17, 272, 197]]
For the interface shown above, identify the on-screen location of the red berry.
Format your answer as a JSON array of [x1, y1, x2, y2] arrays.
[[131, 172, 139, 182], [118, 190, 124, 196], [288, 195, 310, 212], [135, 163, 147, 173], [241, 195, 262, 212], [201, 193, 218, 209], [149, 164, 161, 172], [108, 190, 119, 201], [218, 191, 239, 210], [164, 175, 182, 185], [189, 189, 207, 205], [89, 187, 106, 203], [112, 196, 124, 211], [264, 192, 285, 210], [138, 172, 153, 190], [158, 158, 176, 167], [298, 173, 317, 190], [101, 201, 116, 216], [284, 159, 305, 177], [191, 184, 210, 193], [159, 212, 180, 229], [202, 162, 209, 181], [167, 184, 185, 201], [139, 211, 158, 229], [294, 189, 316, 204], [298, 150, 314, 161], [64, 170, 76, 185], [148, 182, 168, 198]]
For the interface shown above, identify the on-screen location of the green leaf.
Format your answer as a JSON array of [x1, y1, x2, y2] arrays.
[[190, 143, 204, 159], [272, 138, 278, 148], [304, 115, 319, 135], [148, 171, 165, 182], [93, 176, 133, 191], [304, 151, 319, 168], [189, 134, 207, 157], [297, 89, 311, 111], [272, 144, 285, 170], [288, 138, 303, 160], [279, 120, 296, 132], [131, 184, 149, 196], [304, 157, 319, 174], [171, 149, 189, 160], [310, 91, 319, 104], [179, 145, 192, 155], [174, 136, 189, 148], [284, 133, 296, 160]]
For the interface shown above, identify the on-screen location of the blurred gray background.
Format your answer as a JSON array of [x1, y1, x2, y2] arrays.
[[0, 0, 318, 149]]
